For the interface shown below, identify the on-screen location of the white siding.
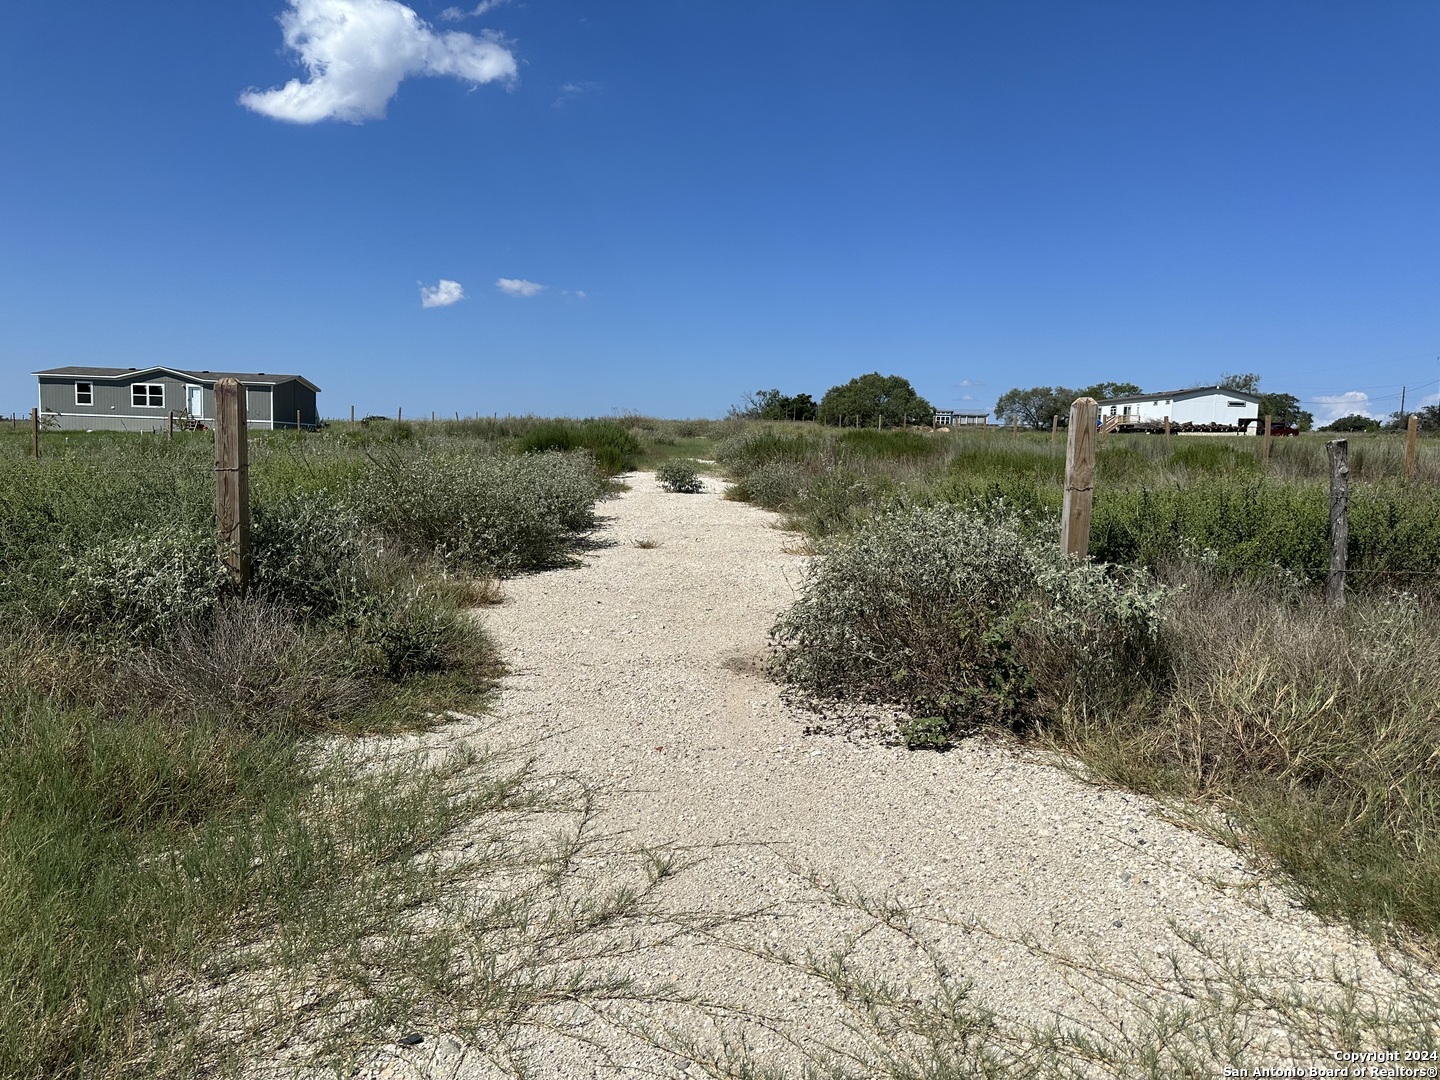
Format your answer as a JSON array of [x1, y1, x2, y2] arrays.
[[1102, 390, 1258, 425]]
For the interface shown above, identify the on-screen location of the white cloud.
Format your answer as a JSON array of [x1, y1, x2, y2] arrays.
[[440, 0, 509, 19], [495, 277, 545, 297], [1311, 391, 1375, 423], [239, 0, 517, 124], [420, 278, 465, 307], [553, 80, 599, 107], [955, 378, 982, 388]]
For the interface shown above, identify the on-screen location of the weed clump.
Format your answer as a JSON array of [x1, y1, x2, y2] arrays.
[[771, 504, 1167, 747], [655, 459, 703, 493], [519, 420, 641, 475], [359, 448, 602, 573]]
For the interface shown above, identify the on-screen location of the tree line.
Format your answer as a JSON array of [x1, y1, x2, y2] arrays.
[[994, 373, 1317, 431], [735, 373, 934, 427]]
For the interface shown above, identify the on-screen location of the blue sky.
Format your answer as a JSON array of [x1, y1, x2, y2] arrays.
[[2, 1, 1437, 422]]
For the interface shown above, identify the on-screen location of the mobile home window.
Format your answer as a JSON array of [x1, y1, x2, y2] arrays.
[[132, 383, 164, 408], [75, 382, 92, 405], [1227, 400, 1246, 407]]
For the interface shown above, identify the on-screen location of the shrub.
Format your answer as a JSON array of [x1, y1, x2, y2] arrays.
[[714, 430, 821, 477], [251, 493, 368, 619], [519, 420, 641, 475], [770, 504, 1167, 746], [655, 459, 703, 494], [358, 448, 602, 573], [123, 600, 370, 730], [732, 461, 807, 509], [58, 525, 227, 646]]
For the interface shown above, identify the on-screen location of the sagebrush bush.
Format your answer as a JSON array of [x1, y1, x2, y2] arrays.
[[251, 493, 368, 618], [358, 448, 602, 573], [58, 524, 227, 646], [655, 459, 703, 494], [771, 504, 1167, 747]]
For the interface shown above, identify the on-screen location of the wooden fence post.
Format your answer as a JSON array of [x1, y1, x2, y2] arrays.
[[214, 379, 251, 594], [30, 408, 39, 459], [1262, 414, 1273, 463], [1164, 415, 1172, 452], [1012, 417, 1019, 436], [167, 410, 175, 438], [1326, 439, 1348, 609], [397, 407, 402, 422], [1061, 397, 1098, 558], [1406, 414, 1418, 479], [1050, 414, 1058, 443], [350, 404, 355, 424]]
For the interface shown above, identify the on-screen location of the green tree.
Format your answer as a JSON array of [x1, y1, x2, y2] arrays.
[[993, 385, 1079, 429], [1385, 405, 1440, 431], [1320, 413, 1382, 433], [1219, 371, 1263, 393], [1077, 381, 1142, 402], [778, 392, 818, 421], [816, 373, 934, 427], [1258, 392, 1314, 431]]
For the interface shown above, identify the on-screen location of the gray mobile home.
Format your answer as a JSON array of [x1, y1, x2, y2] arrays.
[[31, 366, 321, 432]]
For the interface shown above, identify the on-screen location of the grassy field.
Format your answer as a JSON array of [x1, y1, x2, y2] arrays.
[[5, 415, 1437, 1076], [0, 421, 622, 1077], [721, 423, 1440, 954]]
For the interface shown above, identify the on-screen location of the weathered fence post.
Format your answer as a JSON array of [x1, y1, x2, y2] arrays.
[[296, 409, 302, 432], [1012, 417, 1019, 436], [167, 410, 175, 438], [30, 408, 39, 459], [1326, 439, 1348, 609], [1061, 397, 1098, 558], [1164, 415, 1172, 451], [214, 379, 251, 594], [397, 407, 402, 422], [1262, 414, 1273, 463], [1406, 414, 1418, 479], [1050, 414, 1058, 443], [350, 404, 356, 424]]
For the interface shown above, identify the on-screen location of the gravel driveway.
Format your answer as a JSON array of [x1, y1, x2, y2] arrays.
[[356, 472, 1421, 1078]]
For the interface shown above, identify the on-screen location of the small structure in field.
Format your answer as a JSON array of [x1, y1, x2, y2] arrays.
[[1095, 386, 1261, 429], [933, 409, 989, 429], [31, 366, 321, 432]]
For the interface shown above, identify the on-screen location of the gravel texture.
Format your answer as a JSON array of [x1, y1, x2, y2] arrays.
[[299, 474, 1422, 1078]]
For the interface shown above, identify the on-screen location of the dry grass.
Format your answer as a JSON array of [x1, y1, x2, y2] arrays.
[[1046, 565, 1440, 951]]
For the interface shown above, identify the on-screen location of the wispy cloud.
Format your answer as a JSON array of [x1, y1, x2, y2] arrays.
[[496, 277, 545, 297], [439, 0, 509, 20], [420, 278, 465, 308], [1312, 391, 1376, 422], [955, 378, 983, 388], [552, 80, 599, 108], [239, 0, 516, 124]]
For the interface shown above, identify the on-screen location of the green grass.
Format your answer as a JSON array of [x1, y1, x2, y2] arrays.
[[0, 423, 620, 1076], [729, 422, 1440, 952]]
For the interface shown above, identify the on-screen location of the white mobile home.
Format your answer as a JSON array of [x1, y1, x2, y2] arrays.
[[1095, 386, 1261, 427]]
